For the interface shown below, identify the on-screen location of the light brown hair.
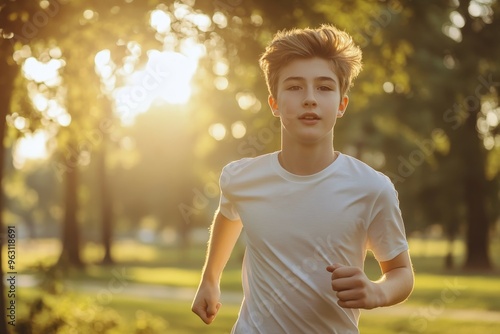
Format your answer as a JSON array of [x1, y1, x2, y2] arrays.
[[259, 24, 363, 98]]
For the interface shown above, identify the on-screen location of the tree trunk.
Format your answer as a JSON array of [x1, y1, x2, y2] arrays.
[[58, 148, 84, 268], [462, 106, 492, 271], [0, 39, 17, 334], [98, 136, 114, 265]]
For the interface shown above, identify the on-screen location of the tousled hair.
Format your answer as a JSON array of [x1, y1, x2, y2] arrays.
[[259, 24, 363, 98]]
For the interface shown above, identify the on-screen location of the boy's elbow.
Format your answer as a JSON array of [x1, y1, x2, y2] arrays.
[[399, 265, 415, 303], [407, 266, 415, 297]]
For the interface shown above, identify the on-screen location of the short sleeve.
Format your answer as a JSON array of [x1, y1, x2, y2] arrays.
[[366, 178, 409, 262], [217, 164, 241, 221]]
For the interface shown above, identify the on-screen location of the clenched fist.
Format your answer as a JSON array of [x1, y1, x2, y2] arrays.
[[191, 283, 223, 324], [327, 263, 385, 309]]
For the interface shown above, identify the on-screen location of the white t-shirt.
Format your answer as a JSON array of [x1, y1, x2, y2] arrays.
[[218, 151, 408, 334]]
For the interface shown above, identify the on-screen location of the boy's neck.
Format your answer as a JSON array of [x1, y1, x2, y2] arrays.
[[278, 142, 338, 176]]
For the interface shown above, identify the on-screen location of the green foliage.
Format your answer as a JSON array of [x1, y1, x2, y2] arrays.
[[16, 263, 170, 334], [16, 293, 122, 334]]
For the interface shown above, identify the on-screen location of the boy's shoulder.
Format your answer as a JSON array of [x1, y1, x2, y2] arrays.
[[220, 152, 277, 188], [339, 153, 394, 189], [222, 152, 276, 174]]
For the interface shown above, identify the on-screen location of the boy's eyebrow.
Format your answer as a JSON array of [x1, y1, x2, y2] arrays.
[[282, 76, 338, 84], [316, 76, 338, 83]]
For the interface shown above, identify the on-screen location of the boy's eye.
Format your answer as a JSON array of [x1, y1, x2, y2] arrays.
[[286, 85, 301, 91], [318, 86, 334, 91]]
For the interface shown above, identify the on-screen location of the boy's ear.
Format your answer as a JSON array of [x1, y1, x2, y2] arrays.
[[337, 95, 349, 118], [268, 95, 279, 116]]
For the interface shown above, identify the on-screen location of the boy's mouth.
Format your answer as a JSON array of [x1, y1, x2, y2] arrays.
[[299, 112, 320, 120], [298, 112, 321, 125]]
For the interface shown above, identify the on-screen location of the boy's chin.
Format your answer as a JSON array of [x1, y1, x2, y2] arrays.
[[293, 133, 331, 145]]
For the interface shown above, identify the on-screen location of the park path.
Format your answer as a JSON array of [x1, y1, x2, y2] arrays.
[[17, 275, 500, 323]]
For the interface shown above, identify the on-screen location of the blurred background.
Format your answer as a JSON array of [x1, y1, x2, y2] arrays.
[[0, 0, 499, 333]]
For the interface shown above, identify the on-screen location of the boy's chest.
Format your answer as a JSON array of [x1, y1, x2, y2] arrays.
[[233, 181, 372, 248]]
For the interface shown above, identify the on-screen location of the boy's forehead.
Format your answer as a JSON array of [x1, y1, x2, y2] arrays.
[[278, 57, 339, 83]]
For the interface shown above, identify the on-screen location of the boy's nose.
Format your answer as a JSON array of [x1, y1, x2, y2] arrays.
[[302, 90, 317, 108]]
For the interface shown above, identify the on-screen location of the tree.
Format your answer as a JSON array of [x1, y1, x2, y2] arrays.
[[36, 0, 162, 267], [453, 0, 499, 270], [0, 38, 15, 334], [400, 0, 499, 270], [0, 0, 51, 330]]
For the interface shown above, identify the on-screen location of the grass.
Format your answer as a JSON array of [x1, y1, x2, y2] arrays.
[[6, 236, 500, 333], [16, 287, 500, 334], [408, 273, 500, 311], [359, 313, 500, 334], [110, 297, 240, 334]]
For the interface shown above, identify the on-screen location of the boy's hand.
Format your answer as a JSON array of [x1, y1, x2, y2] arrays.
[[191, 282, 222, 324], [326, 264, 385, 309]]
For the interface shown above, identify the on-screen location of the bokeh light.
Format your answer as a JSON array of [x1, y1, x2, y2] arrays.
[[209, 123, 226, 141]]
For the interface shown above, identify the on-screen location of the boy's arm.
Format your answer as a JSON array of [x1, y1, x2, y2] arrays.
[[327, 250, 414, 309], [191, 211, 243, 324]]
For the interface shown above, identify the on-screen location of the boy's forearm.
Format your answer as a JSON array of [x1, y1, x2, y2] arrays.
[[375, 266, 414, 307], [201, 211, 243, 284]]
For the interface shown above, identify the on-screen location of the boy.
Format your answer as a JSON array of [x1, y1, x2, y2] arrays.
[[192, 24, 414, 333]]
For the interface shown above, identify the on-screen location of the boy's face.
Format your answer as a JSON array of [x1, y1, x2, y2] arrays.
[[268, 57, 348, 145]]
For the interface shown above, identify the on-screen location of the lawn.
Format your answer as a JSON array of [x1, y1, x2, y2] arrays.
[[7, 236, 500, 333]]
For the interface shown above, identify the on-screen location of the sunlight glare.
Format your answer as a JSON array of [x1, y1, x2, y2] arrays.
[[13, 130, 50, 169], [22, 56, 71, 128], [114, 50, 199, 123], [23, 57, 63, 86], [151, 9, 171, 34], [95, 49, 115, 81], [115, 4, 213, 124]]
